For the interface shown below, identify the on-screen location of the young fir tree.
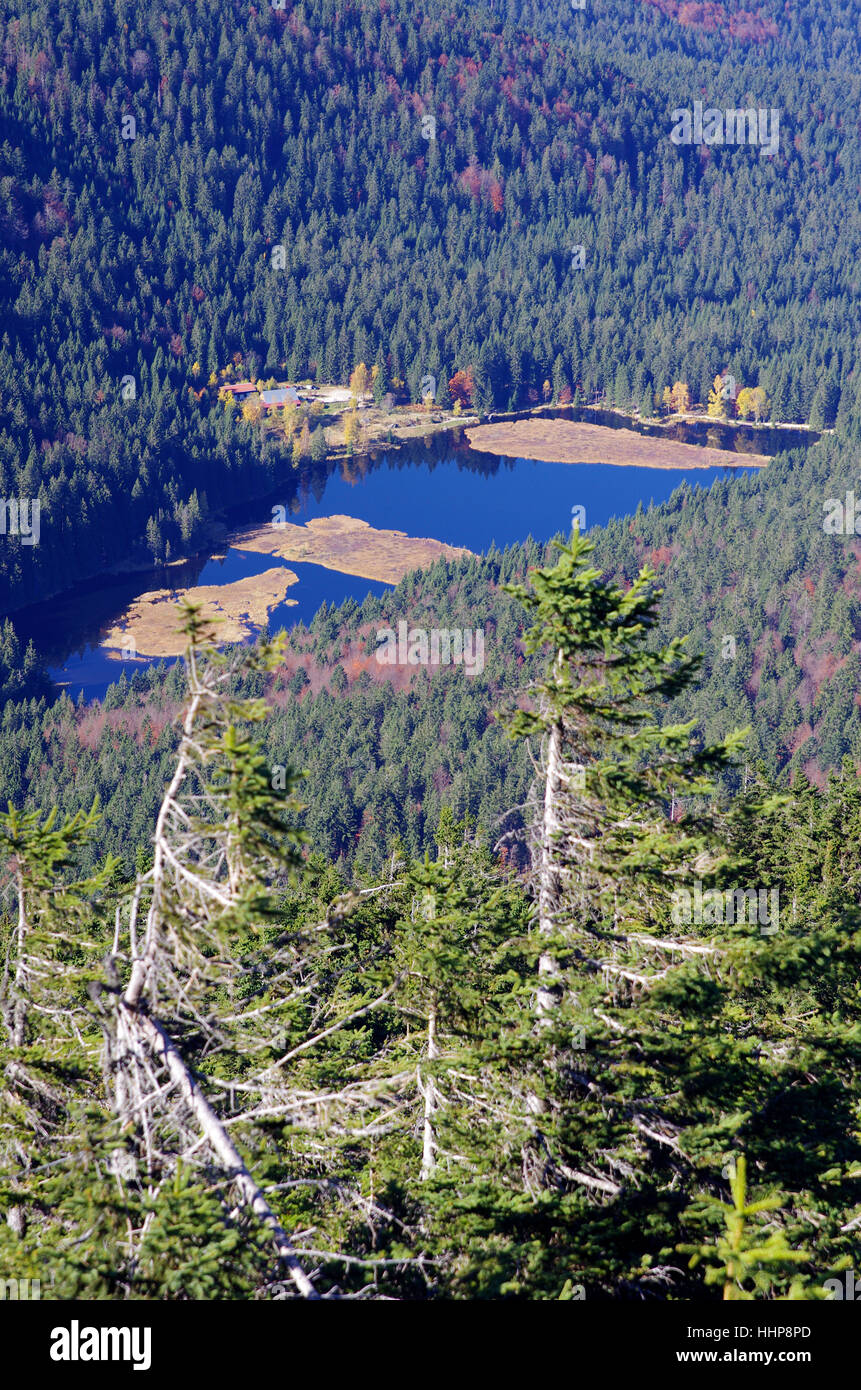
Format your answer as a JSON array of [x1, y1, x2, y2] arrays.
[[410, 531, 839, 1299], [392, 829, 531, 1189], [679, 1156, 810, 1301]]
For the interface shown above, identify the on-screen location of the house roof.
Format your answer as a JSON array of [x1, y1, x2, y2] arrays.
[[226, 381, 257, 393]]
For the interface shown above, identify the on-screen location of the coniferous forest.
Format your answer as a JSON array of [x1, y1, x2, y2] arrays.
[[1, 0, 860, 609], [3, 0, 861, 1343]]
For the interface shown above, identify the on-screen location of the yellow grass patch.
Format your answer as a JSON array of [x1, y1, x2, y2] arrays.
[[465, 419, 770, 469], [231, 514, 471, 585], [102, 568, 299, 659]]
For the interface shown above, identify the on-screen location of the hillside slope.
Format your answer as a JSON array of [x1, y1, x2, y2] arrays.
[[2, 0, 861, 608]]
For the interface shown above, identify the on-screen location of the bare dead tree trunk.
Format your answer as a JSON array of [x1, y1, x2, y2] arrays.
[[524, 709, 567, 1145], [536, 714, 564, 1024], [127, 1006, 319, 1300], [419, 1002, 438, 1181], [105, 646, 322, 1297], [12, 869, 27, 1047], [122, 690, 202, 1015]]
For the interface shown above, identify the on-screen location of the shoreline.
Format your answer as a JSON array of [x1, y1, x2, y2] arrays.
[[8, 401, 804, 624]]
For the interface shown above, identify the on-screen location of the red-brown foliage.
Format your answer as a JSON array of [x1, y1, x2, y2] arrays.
[[449, 368, 475, 407]]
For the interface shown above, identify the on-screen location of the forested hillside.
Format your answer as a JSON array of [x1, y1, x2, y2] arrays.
[[4, 425, 861, 875], [2, 0, 861, 607], [4, 0, 861, 1314], [3, 550, 861, 1303]]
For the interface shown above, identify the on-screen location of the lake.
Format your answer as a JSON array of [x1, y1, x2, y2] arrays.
[[15, 415, 805, 701]]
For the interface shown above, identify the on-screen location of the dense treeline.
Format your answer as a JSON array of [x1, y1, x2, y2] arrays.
[[0, 616, 49, 703], [2, 0, 861, 608], [597, 431, 861, 777], [0, 539, 545, 876]]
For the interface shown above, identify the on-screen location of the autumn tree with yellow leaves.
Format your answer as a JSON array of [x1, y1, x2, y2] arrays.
[[707, 375, 730, 419], [349, 362, 371, 402], [736, 386, 768, 423], [662, 381, 692, 415], [343, 409, 361, 452]]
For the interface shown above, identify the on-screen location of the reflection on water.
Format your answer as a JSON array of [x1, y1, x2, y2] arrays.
[[14, 415, 810, 701]]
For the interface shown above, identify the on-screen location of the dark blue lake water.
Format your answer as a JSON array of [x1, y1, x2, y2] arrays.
[[18, 431, 770, 701]]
